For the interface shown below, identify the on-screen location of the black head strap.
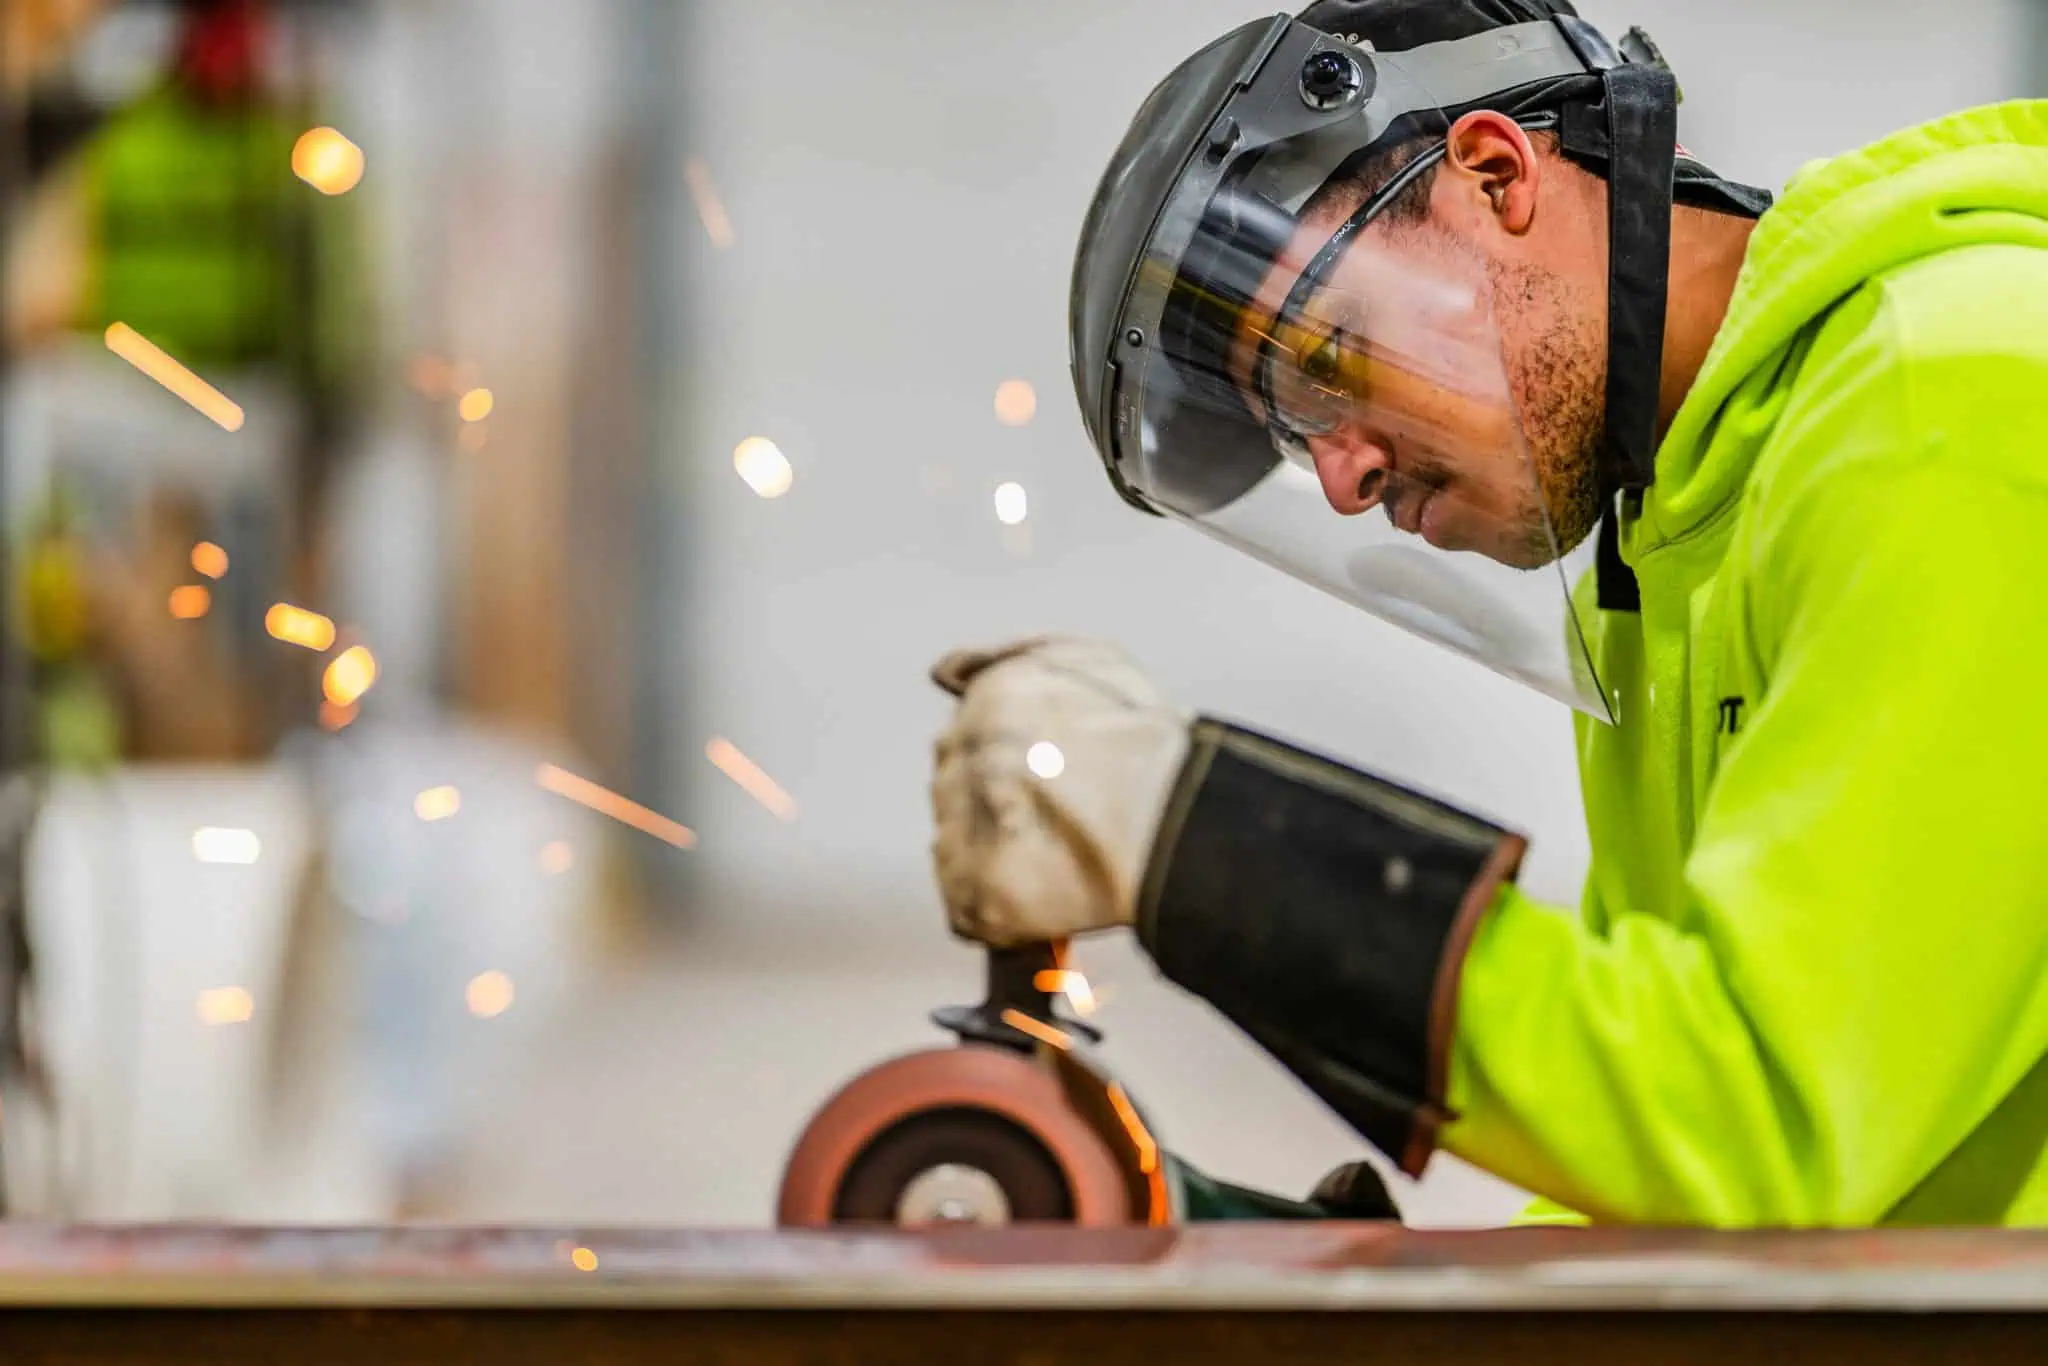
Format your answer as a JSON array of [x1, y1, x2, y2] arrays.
[[1583, 63, 1677, 613], [1595, 62, 1677, 501], [1594, 494, 1640, 610]]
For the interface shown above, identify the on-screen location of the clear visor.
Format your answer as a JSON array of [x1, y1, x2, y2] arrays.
[[1122, 130, 1609, 718]]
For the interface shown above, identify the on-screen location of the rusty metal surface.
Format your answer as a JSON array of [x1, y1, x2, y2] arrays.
[[0, 1225, 2043, 1312]]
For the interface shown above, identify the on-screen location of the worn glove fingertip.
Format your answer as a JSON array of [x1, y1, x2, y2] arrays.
[[930, 637, 1058, 698]]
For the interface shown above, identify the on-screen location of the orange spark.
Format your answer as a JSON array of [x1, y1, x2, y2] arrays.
[[190, 542, 229, 578], [409, 354, 454, 397], [994, 379, 1037, 427], [323, 645, 378, 706], [168, 585, 211, 619], [705, 737, 798, 820], [265, 603, 335, 650], [535, 762, 695, 848], [1033, 968, 1099, 1017], [465, 970, 514, 1018], [105, 323, 243, 431], [1105, 1081, 1171, 1225], [196, 986, 255, 1025], [999, 1008, 1073, 1052], [292, 126, 365, 194], [414, 785, 461, 821], [684, 156, 736, 248]]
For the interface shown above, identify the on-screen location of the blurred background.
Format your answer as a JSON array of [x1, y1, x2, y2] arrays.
[[0, 0, 2031, 1227]]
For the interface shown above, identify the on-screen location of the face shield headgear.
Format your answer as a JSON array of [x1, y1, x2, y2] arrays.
[[1069, 8, 1744, 719]]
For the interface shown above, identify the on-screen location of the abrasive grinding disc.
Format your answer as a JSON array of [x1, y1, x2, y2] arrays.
[[776, 1046, 1135, 1227]]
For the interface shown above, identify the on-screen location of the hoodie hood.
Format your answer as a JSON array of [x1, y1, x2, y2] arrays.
[[1634, 100, 2048, 552]]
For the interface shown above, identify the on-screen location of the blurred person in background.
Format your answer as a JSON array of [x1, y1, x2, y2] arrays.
[[933, 0, 2048, 1226], [0, 0, 392, 1219], [10, 0, 364, 382], [0, 0, 632, 1225], [7, 0, 368, 767]]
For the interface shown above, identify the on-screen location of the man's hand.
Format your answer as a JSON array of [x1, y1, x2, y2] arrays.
[[929, 636, 1192, 948]]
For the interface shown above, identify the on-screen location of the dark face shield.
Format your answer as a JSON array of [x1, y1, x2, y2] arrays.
[[1073, 15, 1612, 718]]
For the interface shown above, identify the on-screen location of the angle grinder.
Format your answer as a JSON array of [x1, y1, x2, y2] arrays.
[[776, 938, 1398, 1226], [776, 660, 1398, 1228]]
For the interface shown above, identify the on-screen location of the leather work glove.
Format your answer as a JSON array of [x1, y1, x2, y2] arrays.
[[929, 638, 1528, 1184], [929, 636, 1192, 948]]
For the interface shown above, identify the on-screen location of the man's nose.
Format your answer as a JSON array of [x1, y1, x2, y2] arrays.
[[1309, 435, 1394, 515]]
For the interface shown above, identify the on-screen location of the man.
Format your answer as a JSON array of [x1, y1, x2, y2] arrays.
[[929, 0, 2048, 1225]]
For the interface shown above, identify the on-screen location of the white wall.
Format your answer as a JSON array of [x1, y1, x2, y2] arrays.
[[658, 0, 2026, 1222]]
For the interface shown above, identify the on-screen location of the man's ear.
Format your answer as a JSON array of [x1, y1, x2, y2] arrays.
[[1442, 110, 1540, 235]]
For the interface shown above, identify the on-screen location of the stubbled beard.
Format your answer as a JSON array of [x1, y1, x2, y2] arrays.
[[1484, 257, 1606, 569]]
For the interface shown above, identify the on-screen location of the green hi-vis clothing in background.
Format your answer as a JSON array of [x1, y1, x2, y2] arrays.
[[77, 86, 366, 394], [82, 88, 299, 367], [1442, 101, 2048, 1225]]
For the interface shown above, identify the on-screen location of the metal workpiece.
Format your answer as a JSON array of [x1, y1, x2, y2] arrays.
[[0, 1222, 2046, 1310], [0, 1224, 2047, 1366]]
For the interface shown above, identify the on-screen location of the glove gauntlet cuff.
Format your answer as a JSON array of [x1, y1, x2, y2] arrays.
[[1136, 719, 1525, 1176]]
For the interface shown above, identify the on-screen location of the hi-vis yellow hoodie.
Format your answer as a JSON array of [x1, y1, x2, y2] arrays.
[[1444, 101, 2048, 1225]]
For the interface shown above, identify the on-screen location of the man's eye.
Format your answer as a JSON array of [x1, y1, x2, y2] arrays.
[[1299, 334, 1342, 386]]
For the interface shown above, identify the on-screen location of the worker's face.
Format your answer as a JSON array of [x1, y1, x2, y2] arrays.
[[1231, 116, 1607, 569]]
